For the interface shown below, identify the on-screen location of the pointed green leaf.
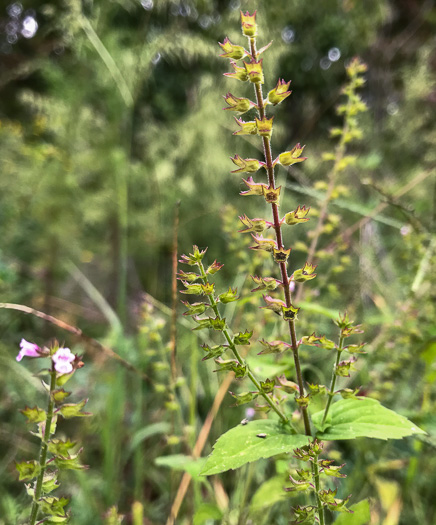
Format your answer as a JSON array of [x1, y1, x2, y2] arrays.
[[155, 454, 207, 481], [312, 398, 426, 440], [201, 420, 307, 475]]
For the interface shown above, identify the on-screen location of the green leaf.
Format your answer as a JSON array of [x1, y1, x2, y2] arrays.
[[201, 420, 307, 476], [333, 499, 370, 524], [155, 454, 207, 481], [312, 398, 426, 440], [58, 399, 92, 419], [250, 474, 290, 512], [39, 496, 69, 517], [193, 503, 223, 525]]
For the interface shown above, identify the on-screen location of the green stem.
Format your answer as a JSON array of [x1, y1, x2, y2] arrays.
[[29, 364, 57, 525], [197, 260, 290, 426], [248, 37, 311, 437], [312, 459, 325, 525], [322, 335, 345, 426]]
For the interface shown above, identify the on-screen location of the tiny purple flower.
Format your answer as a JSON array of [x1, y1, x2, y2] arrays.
[[16, 339, 41, 362], [52, 347, 75, 375]]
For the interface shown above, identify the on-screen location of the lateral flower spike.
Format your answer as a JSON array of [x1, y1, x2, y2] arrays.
[[278, 143, 307, 166], [244, 59, 264, 83], [262, 184, 281, 204], [249, 234, 277, 252], [251, 275, 281, 292], [233, 117, 258, 136], [224, 61, 249, 82], [284, 205, 310, 225], [230, 154, 262, 174], [223, 93, 256, 114], [218, 37, 247, 60], [291, 262, 317, 283], [267, 79, 292, 106], [255, 116, 273, 138], [238, 214, 271, 234], [179, 245, 207, 265], [240, 10, 257, 37], [273, 246, 291, 264], [258, 339, 292, 355], [261, 295, 286, 314], [240, 176, 268, 196]]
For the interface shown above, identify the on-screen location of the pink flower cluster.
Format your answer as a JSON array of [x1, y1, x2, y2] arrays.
[[16, 339, 75, 375]]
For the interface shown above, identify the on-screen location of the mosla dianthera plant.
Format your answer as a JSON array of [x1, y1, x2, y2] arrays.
[[179, 10, 425, 524]]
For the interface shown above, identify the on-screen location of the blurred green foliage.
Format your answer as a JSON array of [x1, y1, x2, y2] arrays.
[[0, 0, 435, 524]]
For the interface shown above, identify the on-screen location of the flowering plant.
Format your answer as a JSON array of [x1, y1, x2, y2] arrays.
[[15, 339, 90, 524], [179, 11, 425, 524]]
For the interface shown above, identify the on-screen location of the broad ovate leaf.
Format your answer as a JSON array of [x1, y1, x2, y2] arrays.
[[312, 398, 425, 440], [201, 420, 307, 476]]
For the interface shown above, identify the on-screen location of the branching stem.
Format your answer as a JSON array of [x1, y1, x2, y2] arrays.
[[322, 335, 345, 426], [197, 260, 292, 427]]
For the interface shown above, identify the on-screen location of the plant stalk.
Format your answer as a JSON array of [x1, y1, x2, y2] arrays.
[[249, 36, 311, 437], [29, 364, 57, 525]]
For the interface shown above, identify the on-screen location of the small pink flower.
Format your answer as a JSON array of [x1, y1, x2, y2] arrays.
[[52, 347, 75, 375], [16, 339, 41, 362]]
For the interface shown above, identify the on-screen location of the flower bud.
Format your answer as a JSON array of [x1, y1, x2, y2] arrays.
[[238, 214, 270, 233], [224, 61, 249, 82], [262, 184, 281, 204], [223, 93, 255, 114], [255, 116, 273, 138], [273, 247, 291, 263], [267, 79, 292, 105], [233, 117, 258, 136], [244, 59, 264, 83], [250, 234, 277, 252], [240, 176, 268, 196], [218, 37, 247, 60], [230, 154, 262, 173], [284, 205, 310, 225], [278, 143, 307, 166], [240, 10, 257, 37], [291, 262, 317, 283]]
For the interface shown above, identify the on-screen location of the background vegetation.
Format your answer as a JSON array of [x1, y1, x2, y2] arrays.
[[0, 0, 435, 524]]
